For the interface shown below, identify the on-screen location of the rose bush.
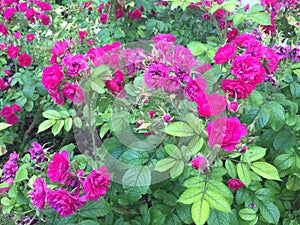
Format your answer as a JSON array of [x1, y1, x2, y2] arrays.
[[0, 0, 300, 225]]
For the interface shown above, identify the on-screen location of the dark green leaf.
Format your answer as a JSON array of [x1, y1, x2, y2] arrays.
[[259, 201, 280, 224], [78, 199, 110, 218]]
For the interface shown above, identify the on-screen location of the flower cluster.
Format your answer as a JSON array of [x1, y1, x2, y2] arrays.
[[28, 142, 46, 169], [273, 44, 300, 62], [6, 44, 32, 67], [1, 1, 52, 25], [0, 152, 18, 192], [0, 104, 21, 124], [30, 150, 111, 217]]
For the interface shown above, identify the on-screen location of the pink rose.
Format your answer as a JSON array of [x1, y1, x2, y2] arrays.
[[152, 34, 176, 43], [191, 156, 207, 170], [163, 114, 171, 123], [221, 79, 255, 99], [226, 28, 239, 43], [0, 106, 14, 117], [62, 82, 86, 103], [79, 30, 88, 41], [42, 64, 65, 90], [19, 2, 28, 12], [13, 32, 21, 39], [7, 44, 19, 59], [39, 2, 52, 11], [202, 13, 211, 21], [231, 54, 265, 85], [0, 24, 9, 36], [5, 113, 18, 124], [99, 13, 108, 24], [48, 188, 85, 217], [233, 33, 257, 48], [12, 104, 21, 112], [3, 8, 17, 20], [62, 52, 88, 77], [25, 8, 35, 19], [18, 53, 32, 67], [49, 89, 65, 105], [214, 43, 236, 64], [260, 0, 278, 6], [98, 3, 105, 13], [83, 166, 110, 201], [39, 13, 50, 25], [227, 178, 244, 190], [163, 76, 181, 93], [51, 40, 69, 57], [30, 178, 48, 210], [26, 33, 35, 42], [261, 46, 279, 74], [184, 77, 207, 101], [144, 62, 169, 90], [227, 101, 239, 112], [116, 9, 124, 19], [129, 8, 142, 20], [207, 117, 247, 152], [47, 150, 70, 184], [148, 110, 156, 118], [195, 93, 227, 117]]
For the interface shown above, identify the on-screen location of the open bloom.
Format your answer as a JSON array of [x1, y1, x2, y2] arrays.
[[227, 178, 244, 190], [30, 178, 48, 210], [214, 43, 236, 64], [47, 150, 70, 184], [83, 166, 110, 201], [62, 82, 86, 103]]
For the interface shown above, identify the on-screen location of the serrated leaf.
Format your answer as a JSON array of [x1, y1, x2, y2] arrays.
[[178, 188, 202, 205], [259, 201, 280, 224], [242, 146, 267, 162], [14, 167, 28, 183], [192, 198, 210, 225], [165, 122, 195, 137], [100, 123, 110, 139], [0, 123, 12, 131], [176, 203, 193, 224], [273, 128, 298, 151], [286, 175, 300, 191], [79, 199, 110, 218], [207, 209, 230, 225], [155, 158, 177, 172], [165, 144, 182, 159], [187, 42, 207, 56], [37, 120, 56, 134], [119, 149, 149, 166], [183, 176, 206, 188], [251, 162, 281, 181], [170, 160, 184, 178], [232, 13, 247, 27], [205, 188, 231, 212], [238, 208, 257, 221], [43, 110, 62, 119], [122, 166, 151, 187], [250, 12, 271, 25], [225, 160, 237, 178], [255, 107, 270, 129], [64, 118, 72, 132], [237, 163, 252, 186], [273, 154, 294, 171], [52, 120, 64, 136], [255, 188, 276, 201]]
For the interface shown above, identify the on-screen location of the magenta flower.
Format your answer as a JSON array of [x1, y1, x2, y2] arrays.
[[42, 64, 65, 91], [152, 33, 176, 43], [39, 2, 52, 11], [148, 110, 156, 118], [144, 62, 169, 90], [221, 79, 255, 99], [227, 178, 244, 190], [39, 13, 51, 25], [30, 178, 48, 210], [83, 166, 110, 201], [130, 8, 142, 20], [184, 78, 207, 102], [26, 33, 35, 42], [62, 82, 86, 103], [227, 101, 239, 113], [191, 156, 207, 170], [18, 53, 32, 67], [163, 76, 181, 93], [3, 8, 17, 20], [163, 114, 171, 123], [0, 106, 14, 117], [0, 152, 18, 193], [7, 44, 19, 59], [207, 117, 247, 152], [99, 13, 108, 24], [25, 8, 35, 20], [47, 150, 70, 184], [19, 2, 28, 12], [195, 93, 227, 118], [5, 113, 18, 124], [0, 24, 9, 36], [48, 188, 85, 217], [28, 142, 46, 165], [62, 52, 88, 77], [214, 43, 236, 64]]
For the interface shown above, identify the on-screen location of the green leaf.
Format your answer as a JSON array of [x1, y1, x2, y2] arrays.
[[186, 136, 204, 157], [259, 201, 280, 224], [1, 197, 12, 206], [238, 208, 257, 221], [245, 4, 264, 14], [251, 162, 281, 181], [255, 107, 270, 130], [0, 182, 10, 188], [52, 120, 64, 136], [232, 13, 247, 27], [170, 0, 182, 10], [290, 83, 300, 98], [286, 175, 300, 191], [273, 128, 298, 151], [64, 118, 72, 132], [222, 1, 240, 12], [79, 220, 100, 225], [237, 163, 252, 186], [266, 101, 285, 131], [176, 204, 193, 224], [14, 166, 28, 183], [119, 149, 149, 166], [78, 199, 110, 218], [170, 160, 184, 178], [183, 176, 206, 188], [185, 113, 204, 134], [43, 110, 62, 119], [165, 144, 182, 159], [273, 154, 294, 170], [250, 12, 271, 25], [0, 123, 12, 131], [2, 205, 13, 214], [207, 209, 230, 225], [122, 166, 151, 187], [225, 160, 236, 178], [178, 188, 202, 205], [187, 42, 207, 56], [205, 188, 231, 212], [37, 119, 56, 133], [192, 198, 210, 225], [100, 123, 110, 139], [165, 122, 195, 137], [255, 188, 276, 201], [154, 158, 177, 172], [242, 146, 267, 162]]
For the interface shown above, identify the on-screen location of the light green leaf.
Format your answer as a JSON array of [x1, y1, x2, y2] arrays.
[[52, 120, 64, 136], [250, 12, 271, 25], [273, 154, 294, 171], [225, 160, 236, 178], [178, 188, 202, 205], [64, 118, 72, 132], [14, 166, 28, 183], [0, 123, 12, 131], [251, 162, 281, 181], [286, 175, 300, 191], [37, 120, 56, 134], [170, 160, 184, 178], [165, 144, 182, 159], [165, 122, 195, 137], [205, 188, 231, 212], [242, 147, 267, 162], [259, 201, 280, 224], [122, 167, 151, 187], [192, 198, 210, 225], [187, 42, 207, 56], [232, 13, 247, 27], [43, 110, 62, 119], [237, 163, 252, 186], [0, 182, 10, 188], [100, 123, 110, 139], [79, 198, 110, 218], [155, 158, 177, 172], [238, 208, 257, 221]]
